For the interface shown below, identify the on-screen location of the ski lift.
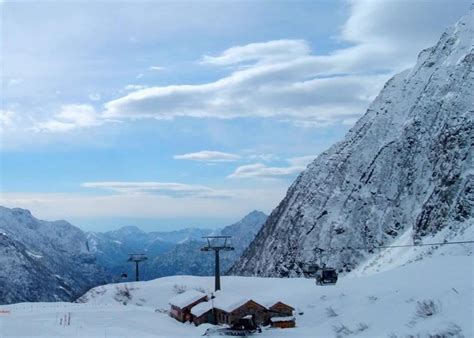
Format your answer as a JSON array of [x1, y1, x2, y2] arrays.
[[315, 267, 338, 285], [312, 247, 338, 286]]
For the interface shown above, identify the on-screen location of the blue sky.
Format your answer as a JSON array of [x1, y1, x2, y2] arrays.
[[0, 0, 470, 231]]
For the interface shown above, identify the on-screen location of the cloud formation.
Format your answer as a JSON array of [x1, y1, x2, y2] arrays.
[[101, 0, 469, 128], [82, 181, 232, 198], [174, 150, 241, 162], [0, 110, 17, 133], [200, 39, 310, 66], [228, 155, 315, 179], [103, 45, 387, 126], [33, 104, 104, 133]]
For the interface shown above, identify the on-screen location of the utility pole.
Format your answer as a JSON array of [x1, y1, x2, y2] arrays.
[[201, 236, 234, 291], [127, 253, 148, 281]]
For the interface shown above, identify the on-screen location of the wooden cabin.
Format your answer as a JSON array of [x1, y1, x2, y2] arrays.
[[190, 301, 214, 325], [225, 300, 268, 326], [169, 290, 207, 322], [270, 316, 296, 328], [190, 291, 268, 327], [268, 301, 295, 317], [179, 291, 296, 329]]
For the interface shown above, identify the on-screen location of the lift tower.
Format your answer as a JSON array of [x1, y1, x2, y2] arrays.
[[127, 253, 148, 282], [201, 236, 234, 291]]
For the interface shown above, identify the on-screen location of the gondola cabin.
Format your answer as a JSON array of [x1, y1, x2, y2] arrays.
[[316, 268, 338, 285]]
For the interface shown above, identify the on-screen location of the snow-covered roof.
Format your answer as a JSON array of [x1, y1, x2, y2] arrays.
[[270, 316, 295, 322], [268, 301, 295, 310], [212, 291, 252, 313], [169, 290, 207, 308], [190, 301, 213, 317], [191, 291, 264, 316]]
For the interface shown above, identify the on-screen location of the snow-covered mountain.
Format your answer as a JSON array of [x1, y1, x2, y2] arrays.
[[148, 210, 267, 279], [86, 226, 183, 279], [0, 206, 108, 304], [86, 211, 266, 280], [231, 11, 473, 277]]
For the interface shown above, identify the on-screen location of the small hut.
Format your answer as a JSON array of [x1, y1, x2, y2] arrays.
[[169, 290, 207, 322], [189, 291, 268, 327], [212, 291, 268, 326], [268, 301, 295, 317], [191, 301, 214, 325]]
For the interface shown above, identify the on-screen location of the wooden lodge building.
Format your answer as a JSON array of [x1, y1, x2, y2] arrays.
[[169, 290, 208, 322], [169, 290, 295, 328]]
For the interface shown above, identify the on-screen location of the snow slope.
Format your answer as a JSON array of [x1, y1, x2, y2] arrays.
[[231, 9, 473, 277], [1, 253, 472, 337]]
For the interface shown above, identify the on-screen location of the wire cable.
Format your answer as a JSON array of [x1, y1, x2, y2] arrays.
[[303, 240, 474, 251]]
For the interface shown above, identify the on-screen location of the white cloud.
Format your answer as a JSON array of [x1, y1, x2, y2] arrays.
[[228, 163, 302, 179], [88, 93, 101, 101], [82, 181, 232, 198], [103, 65, 387, 124], [228, 155, 315, 179], [33, 104, 103, 133], [124, 84, 148, 91], [149, 65, 164, 71], [102, 0, 469, 127], [201, 39, 310, 66], [287, 155, 316, 167], [0, 110, 17, 133], [174, 150, 241, 162]]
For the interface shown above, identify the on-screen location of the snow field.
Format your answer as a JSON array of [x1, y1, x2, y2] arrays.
[[1, 254, 472, 337]]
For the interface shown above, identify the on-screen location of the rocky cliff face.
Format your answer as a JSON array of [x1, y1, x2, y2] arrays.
[[230, 12, 473, 277], [0, 206, 108, 304]]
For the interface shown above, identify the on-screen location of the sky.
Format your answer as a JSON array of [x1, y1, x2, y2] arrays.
[[0, 0, 471, 231]]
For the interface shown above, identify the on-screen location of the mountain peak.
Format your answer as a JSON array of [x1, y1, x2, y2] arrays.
[[110, 225, 144, 236]]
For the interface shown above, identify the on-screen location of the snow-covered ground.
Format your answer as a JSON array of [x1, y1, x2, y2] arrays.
[[0, 251, 472, 337]]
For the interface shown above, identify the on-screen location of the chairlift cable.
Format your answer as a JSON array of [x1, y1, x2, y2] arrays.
[[302, 240, 474, 251]]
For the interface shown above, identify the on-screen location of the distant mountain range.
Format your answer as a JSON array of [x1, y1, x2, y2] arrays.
[[0, 206, 266, 304], [88, 210, 267, 280], [148, 210, 267, 279]]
